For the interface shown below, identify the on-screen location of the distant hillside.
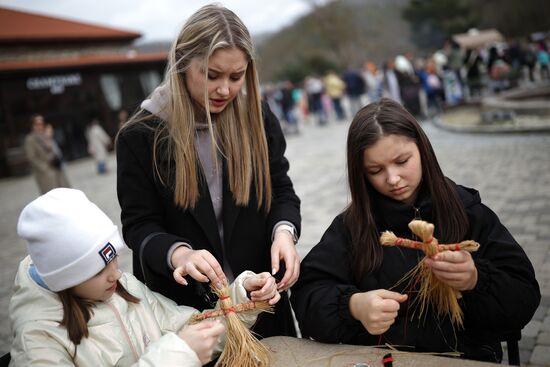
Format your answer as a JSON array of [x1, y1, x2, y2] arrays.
[[256, 0, 417, 82], [134, 41, 171, 53]]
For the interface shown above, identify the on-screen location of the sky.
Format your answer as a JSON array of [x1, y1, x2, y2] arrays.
[[0, 0, 317, 42]]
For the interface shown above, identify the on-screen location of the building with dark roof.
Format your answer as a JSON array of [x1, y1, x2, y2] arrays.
[[0, 7, 168, 177]]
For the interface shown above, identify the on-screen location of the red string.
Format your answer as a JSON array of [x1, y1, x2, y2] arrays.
[[219, 295, 230, 300], [223, 307, 236, 315], [196, 310, 218, 320]]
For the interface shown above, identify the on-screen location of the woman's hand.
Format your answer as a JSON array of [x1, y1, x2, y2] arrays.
[[349, 289, 407, 335], [178, 320, 225, 364], [424, 250, 478, 291], [271, 231, 300, 291], [242, 272, 281, 305], [171, 247, 226, 286]]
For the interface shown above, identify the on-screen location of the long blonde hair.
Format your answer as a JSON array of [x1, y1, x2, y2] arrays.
[[123, 4, 271, 211]]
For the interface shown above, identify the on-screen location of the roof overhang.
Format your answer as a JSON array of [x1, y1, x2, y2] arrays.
[[452, 29, 504, 49], [0, 51, 167, 72]]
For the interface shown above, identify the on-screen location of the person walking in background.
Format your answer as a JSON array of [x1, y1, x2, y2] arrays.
[[10, 188, 280, 366], [383, 59, 402, 104], [291, 98, 540, 363], [537, 43, 550, 80], [116, 4, 301, 340], [444, 38, 464, 100], [117, 108, 129, 130], [523, 43, 538, 83], [394, 55, 421, 116], [489, 57, 511, 94], [305, 75, 326, 126], [464, 48, 484, 97], [362, 61, 384, 104], [280, 80, 299, 134], [44, 123, 65, 169], [418, 59, 444, 116], [86, 119, 112, 174], [324, 70, 346, 121], [23, 114, 70, 194], [342, 65, 365, 116], [295, 81, 310, 124]]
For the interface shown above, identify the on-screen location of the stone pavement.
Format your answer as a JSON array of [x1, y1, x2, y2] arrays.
[[1, 117, 549, 365]]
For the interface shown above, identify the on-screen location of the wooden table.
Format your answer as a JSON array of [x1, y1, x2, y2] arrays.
[[262, 336, 502, 367]]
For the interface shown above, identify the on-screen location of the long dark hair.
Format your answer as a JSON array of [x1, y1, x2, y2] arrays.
[[343, 98, 468, 280], [58, 281, 140, 358]]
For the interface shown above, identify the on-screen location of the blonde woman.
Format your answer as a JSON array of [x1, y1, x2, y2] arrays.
[[116, 4, 301, 338]]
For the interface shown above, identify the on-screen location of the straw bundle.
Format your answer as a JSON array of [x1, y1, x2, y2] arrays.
[[189, 284, 273, 367], [380, 220, 480, 327]]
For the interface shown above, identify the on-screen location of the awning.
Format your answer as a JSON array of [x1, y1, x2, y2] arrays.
[[0, 51, 167, 72], [452, 29, 504, 49]]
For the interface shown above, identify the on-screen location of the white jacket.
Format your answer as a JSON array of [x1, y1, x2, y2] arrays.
[[9, 256, 260, 366], [86, 124, 111, 162]]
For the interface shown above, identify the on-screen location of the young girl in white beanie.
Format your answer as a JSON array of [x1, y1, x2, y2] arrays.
[[10, 188, 280, 366]]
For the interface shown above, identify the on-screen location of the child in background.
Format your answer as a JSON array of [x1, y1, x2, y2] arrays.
[[10, 188, 280, 366], [291, 98, 540, 362]]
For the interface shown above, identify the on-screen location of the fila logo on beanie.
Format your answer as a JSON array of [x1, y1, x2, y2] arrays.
[[99, 242, 117, 265], [17, 188, 124, 292]]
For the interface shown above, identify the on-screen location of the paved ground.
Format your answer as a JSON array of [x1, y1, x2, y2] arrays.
[[1, 116, 549, 365]]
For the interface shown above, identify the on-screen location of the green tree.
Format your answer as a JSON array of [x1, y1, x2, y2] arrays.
[[403, 0, 478, 48], [257, 0, 414, 82], [472, 0, 550, 37], [403, 0, 550, 49], [276, 54, 337, 84]]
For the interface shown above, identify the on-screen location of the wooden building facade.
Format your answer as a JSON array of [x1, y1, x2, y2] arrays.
[[0, 7, 168, 177]]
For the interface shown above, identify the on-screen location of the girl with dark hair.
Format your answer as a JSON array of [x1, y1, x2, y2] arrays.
[[291, 98, 540, 362], [10, 189, 280, 366]]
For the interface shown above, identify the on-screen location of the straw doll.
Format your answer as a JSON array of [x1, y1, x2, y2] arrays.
[[189, 284, 273, 367], [381, 219, 480, 327]]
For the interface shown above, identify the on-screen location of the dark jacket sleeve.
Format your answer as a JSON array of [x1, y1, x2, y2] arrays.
[[116, 126, 188, 280], [291, 215, 365, 343], [262, 102, 301, 237], [461, 203, 540, 333]]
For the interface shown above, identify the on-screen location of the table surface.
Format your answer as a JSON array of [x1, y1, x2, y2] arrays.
[[261, 336, 502, 367]]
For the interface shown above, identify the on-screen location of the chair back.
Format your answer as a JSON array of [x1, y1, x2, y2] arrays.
[[502, 330, 521, 366]]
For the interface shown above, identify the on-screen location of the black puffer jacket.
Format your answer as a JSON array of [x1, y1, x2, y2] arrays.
[[291, 181, 540, 362]]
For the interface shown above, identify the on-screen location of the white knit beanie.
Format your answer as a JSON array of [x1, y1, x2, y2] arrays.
[[17, 188, 124, 292]]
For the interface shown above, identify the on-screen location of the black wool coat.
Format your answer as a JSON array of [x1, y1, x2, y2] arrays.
[[116, 104, 301, 337], [291, 182, 540, 362]]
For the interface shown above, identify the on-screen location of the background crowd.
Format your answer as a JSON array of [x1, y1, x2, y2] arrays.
[[262, 36, 550, 134]]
